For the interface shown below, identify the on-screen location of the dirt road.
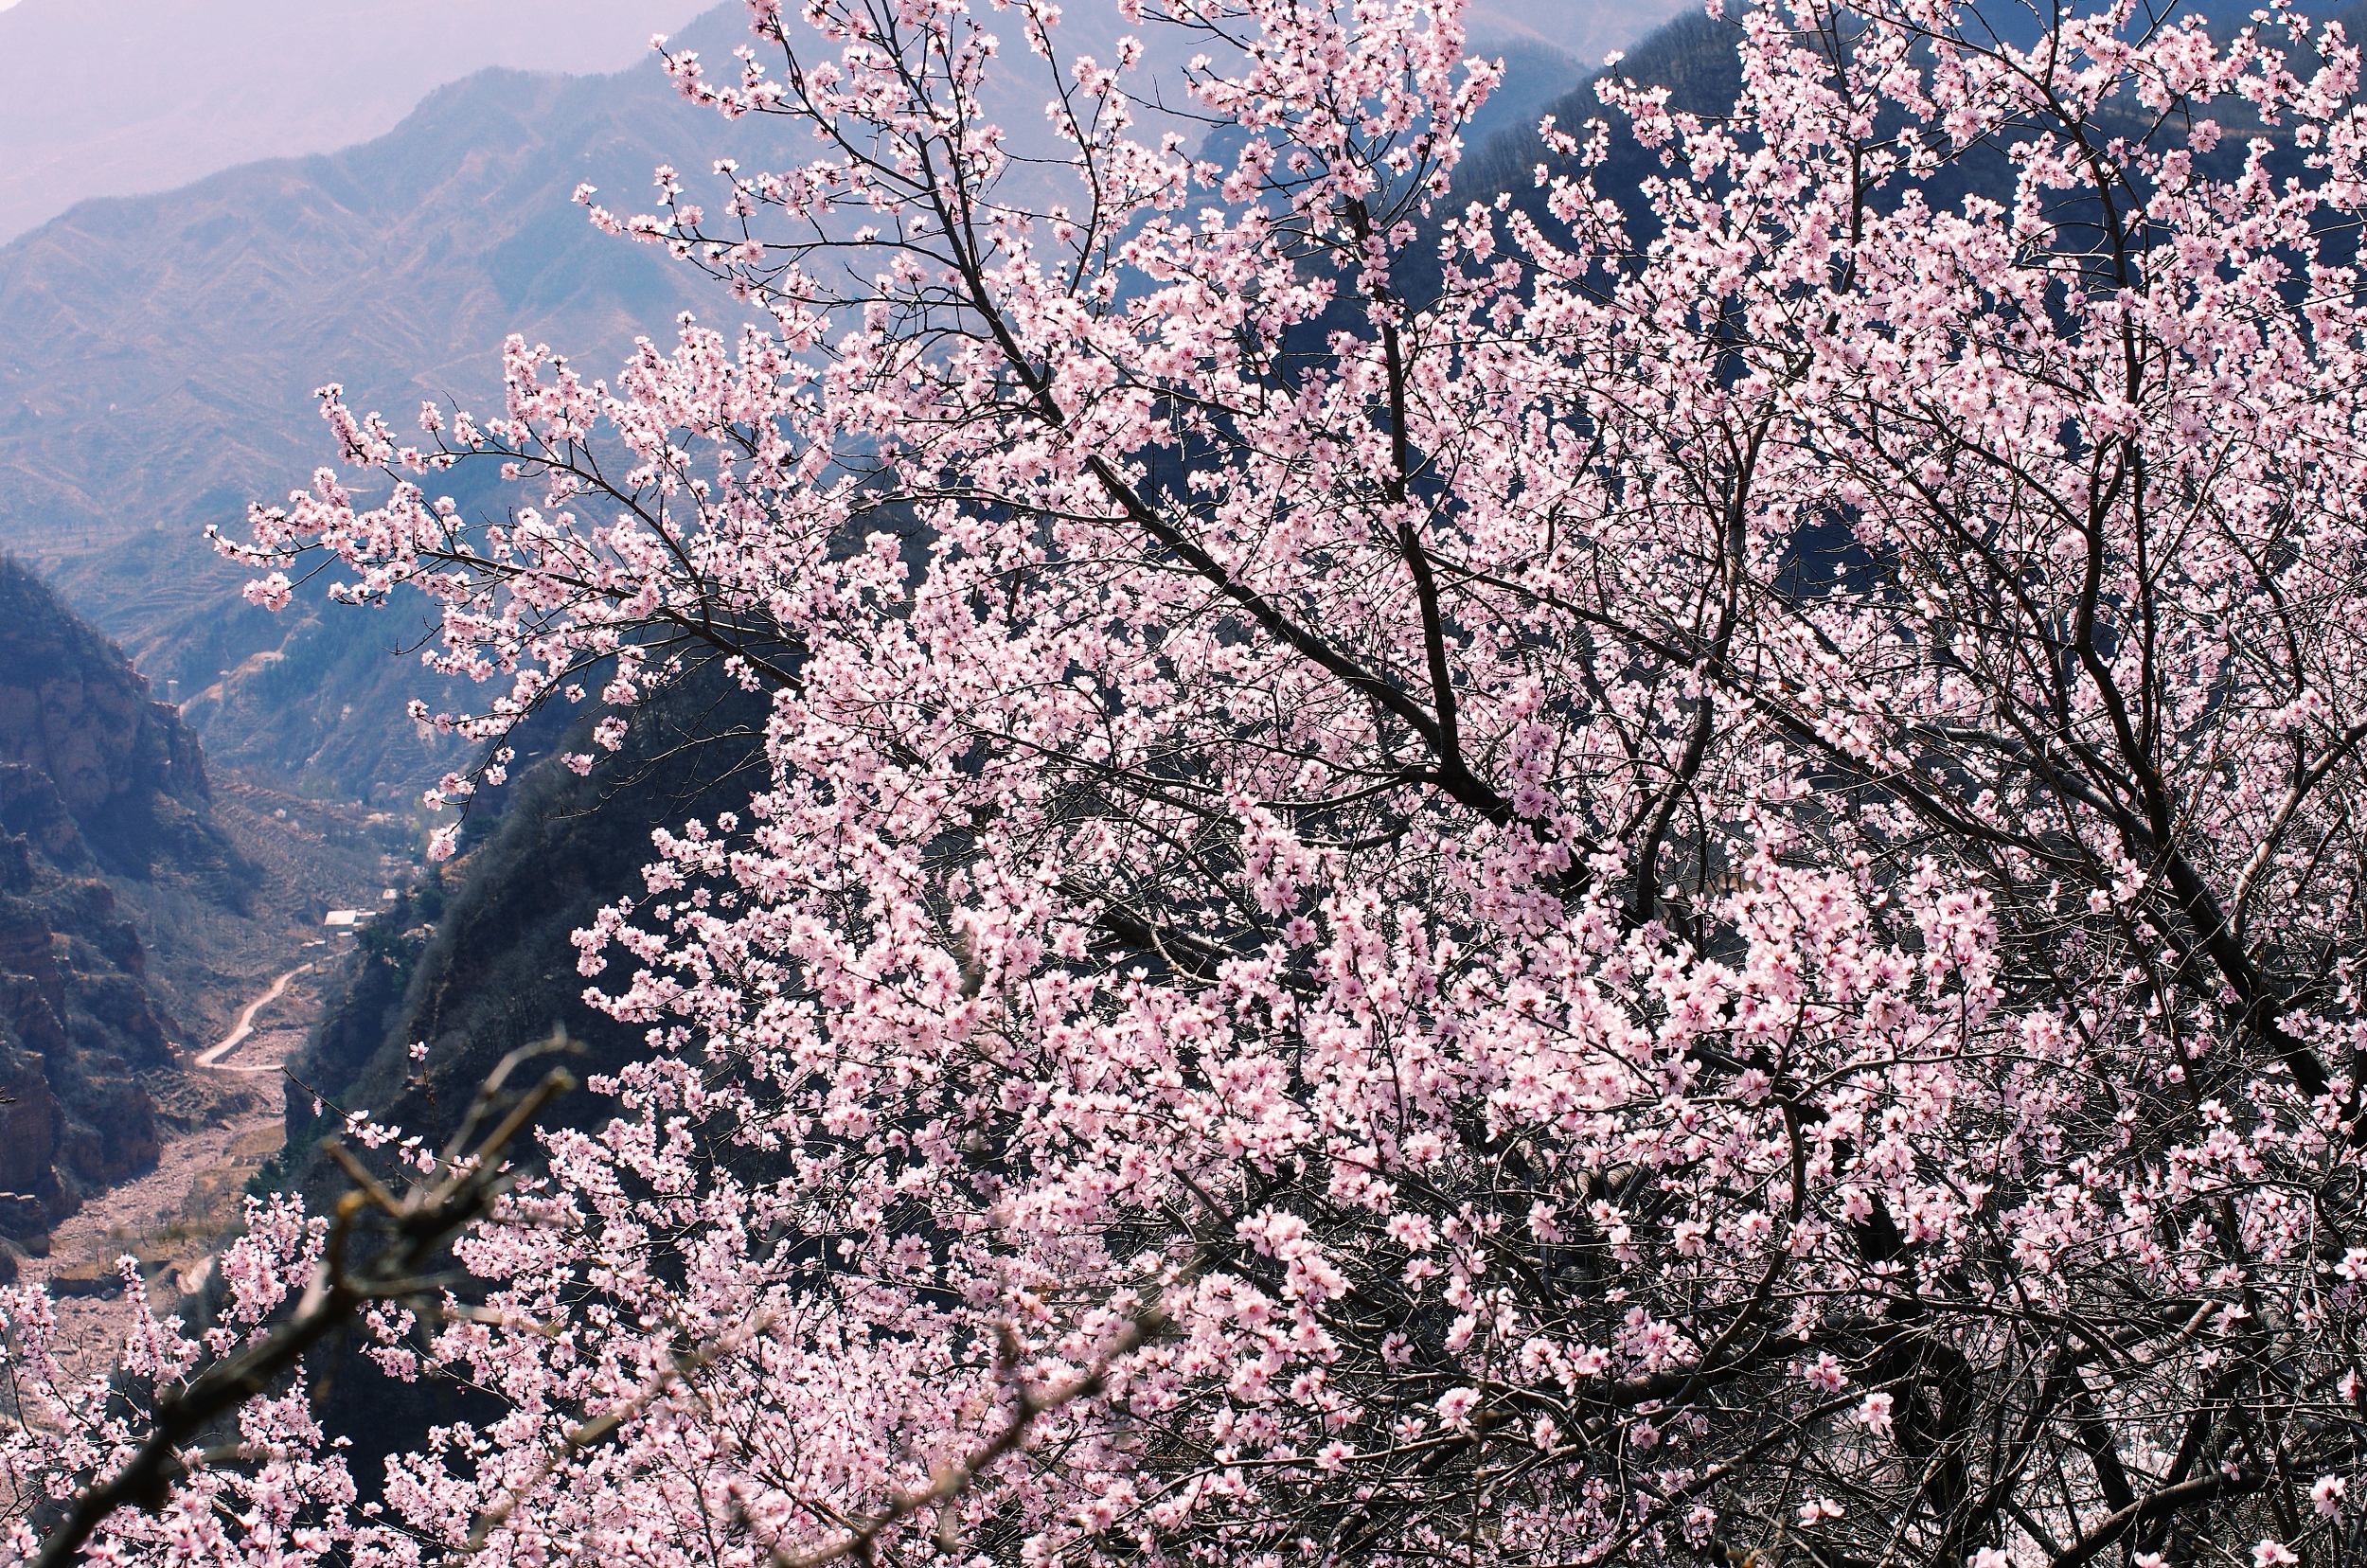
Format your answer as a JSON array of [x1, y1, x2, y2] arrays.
[[196, 964, 310, 1071]]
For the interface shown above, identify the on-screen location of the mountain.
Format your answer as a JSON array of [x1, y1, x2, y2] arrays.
[[1467, 0, 1696, 66], [0, 0, 1673, 245], [0, 561, 246, 898], [0, 1, 1693, 808], [0, 0, 715, 244], [0, 6, 800, 800], [1451, 9, 1745, 210], [0, 34, 773, 543], [0, 558, 258, 1254]]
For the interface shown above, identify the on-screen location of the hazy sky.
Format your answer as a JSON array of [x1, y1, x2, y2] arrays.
[[0, 0, 1687, 246]]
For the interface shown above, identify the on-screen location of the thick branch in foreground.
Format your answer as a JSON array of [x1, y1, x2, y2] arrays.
[[29, 1042, 578, 1568], [2048, 1469, 2263, 1568]]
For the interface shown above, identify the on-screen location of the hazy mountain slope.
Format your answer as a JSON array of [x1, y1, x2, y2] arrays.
[[0, 1, 1700, 807], [1451, 9, 1745, 209], [1467, 0, 1696, 66], [0, 0, 1673, 243], [0, 0, 1686, 551], [285, 672, 767, 1150], [0, 0, 713, 244], [0, 49, 757, 545], [0, 7, 800, 798]]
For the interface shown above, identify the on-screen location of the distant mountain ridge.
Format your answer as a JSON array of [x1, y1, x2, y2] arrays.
[[0, 1, 1657, 806], [0, 0, 1661, 246], [0, 0, 714, 244], [0, 0, 1659, 808], [0, 41, 756, 542], [0, 7, 788, 800]]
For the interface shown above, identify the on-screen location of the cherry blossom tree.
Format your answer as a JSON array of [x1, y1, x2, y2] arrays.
[[19, 0, 2367, 1562]]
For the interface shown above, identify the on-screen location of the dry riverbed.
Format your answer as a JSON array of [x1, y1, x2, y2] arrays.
[[11, 1111, 286, 1385], [8, 965, 311, 1391]]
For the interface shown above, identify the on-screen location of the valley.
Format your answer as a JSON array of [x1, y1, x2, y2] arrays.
[[0, 558, 418, 1409], [9, 1106, 286, 1393], [2, 985, 294, 1375], [0, 782, 383, 1395]]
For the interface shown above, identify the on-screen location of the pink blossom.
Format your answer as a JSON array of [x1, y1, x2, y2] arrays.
[[31, 0, 2367, 1562]]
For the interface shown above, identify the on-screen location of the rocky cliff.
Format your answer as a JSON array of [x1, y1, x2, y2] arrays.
[[0, 810, 170, 1231], [0, 559, 255, 1241], [0, 560, 247, 900]]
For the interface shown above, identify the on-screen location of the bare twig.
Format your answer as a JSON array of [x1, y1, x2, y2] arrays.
[[763, 1278, 1191, 1568], [464, 1310, 777, 1552]]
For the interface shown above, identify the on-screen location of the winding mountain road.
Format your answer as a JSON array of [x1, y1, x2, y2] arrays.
[[195, 964, 310, 1071]]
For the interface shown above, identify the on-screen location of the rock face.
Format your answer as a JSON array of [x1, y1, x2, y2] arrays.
[[0, 562, 246, 901], [0, 559, 251, 1232]]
